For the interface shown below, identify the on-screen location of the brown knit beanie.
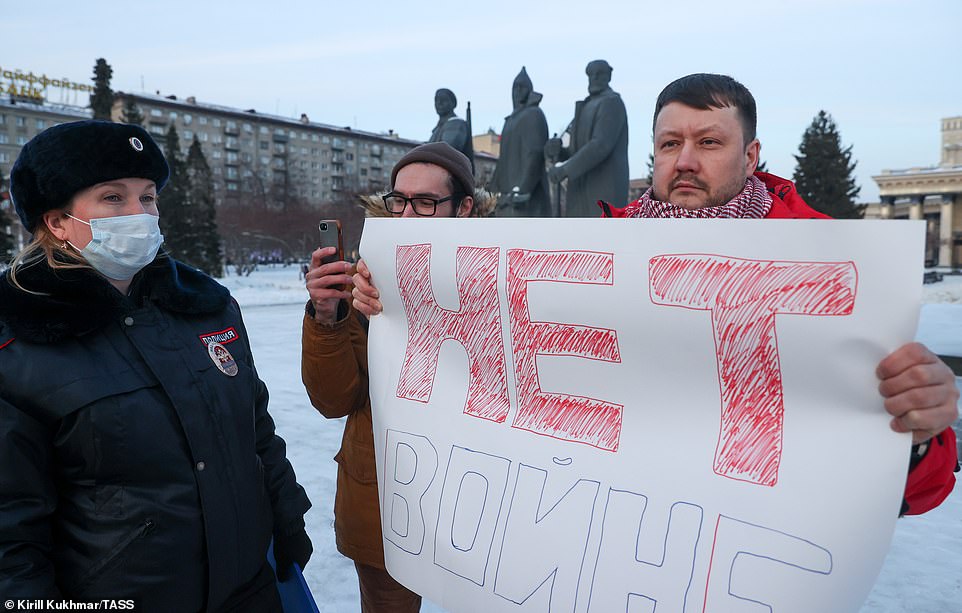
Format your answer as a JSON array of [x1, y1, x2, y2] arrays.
[[390, 142, 474, 194]]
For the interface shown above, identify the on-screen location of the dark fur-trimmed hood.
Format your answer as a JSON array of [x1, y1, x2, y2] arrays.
[[0, 255, 230, 344]]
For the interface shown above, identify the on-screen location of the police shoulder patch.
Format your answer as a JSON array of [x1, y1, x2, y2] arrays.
[[198, 326, 239, 347], [207, 341, 238, 377]]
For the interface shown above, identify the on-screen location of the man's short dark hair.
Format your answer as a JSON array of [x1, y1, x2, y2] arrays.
[[653, 73, 757, 144]]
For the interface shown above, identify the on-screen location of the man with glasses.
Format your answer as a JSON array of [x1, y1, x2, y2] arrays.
[[300, 142, 474, 612], [381, 144, 474, 219]]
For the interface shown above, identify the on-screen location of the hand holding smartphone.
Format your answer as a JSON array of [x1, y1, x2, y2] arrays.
[[318, 219, 343, 264], [309, 219, 350, 323]]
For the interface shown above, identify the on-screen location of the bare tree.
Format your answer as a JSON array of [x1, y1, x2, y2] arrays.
[[216, 152, 373, 273]]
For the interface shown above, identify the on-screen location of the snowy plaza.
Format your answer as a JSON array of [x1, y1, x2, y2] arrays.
[[225, 265, 962, 613]]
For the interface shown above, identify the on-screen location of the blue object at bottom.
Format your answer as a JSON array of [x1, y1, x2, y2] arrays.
[[268, 541, 320, 613]]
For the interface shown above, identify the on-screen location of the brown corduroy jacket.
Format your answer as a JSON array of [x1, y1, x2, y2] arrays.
[[301, 303, 386, 568]]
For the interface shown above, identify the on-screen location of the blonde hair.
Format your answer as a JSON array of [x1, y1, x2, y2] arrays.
[[7, 221, 90, 294]]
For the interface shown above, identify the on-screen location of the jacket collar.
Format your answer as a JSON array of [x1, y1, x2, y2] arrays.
[[755, 171, 832, 219], [0, 255, 230, 343]]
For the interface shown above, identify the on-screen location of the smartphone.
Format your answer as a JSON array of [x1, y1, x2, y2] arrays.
[[318, 219, 344, 265]]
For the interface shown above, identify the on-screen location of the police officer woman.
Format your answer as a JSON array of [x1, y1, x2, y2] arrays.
[[0, 121, 312, 612]]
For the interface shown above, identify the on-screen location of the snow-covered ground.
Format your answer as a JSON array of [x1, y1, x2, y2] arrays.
[[226, 265, 962, 613], [922, 271, 962, 306]]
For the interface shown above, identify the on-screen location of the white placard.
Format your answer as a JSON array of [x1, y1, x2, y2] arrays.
[[361, 218, 923, 613]]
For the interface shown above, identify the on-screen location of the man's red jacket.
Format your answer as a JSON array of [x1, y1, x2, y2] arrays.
[[601, 171, 958, 515]]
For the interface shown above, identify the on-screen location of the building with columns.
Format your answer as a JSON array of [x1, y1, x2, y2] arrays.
[[871, 116, 962, 268]]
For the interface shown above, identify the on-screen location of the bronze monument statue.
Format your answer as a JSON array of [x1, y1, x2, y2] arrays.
[[492, 67, 551, 217], [546, 60, 629, 216], [429, 88, 473, 168]]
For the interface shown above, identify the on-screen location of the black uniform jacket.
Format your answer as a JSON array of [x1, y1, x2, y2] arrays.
[[0, 256, 310, 612]]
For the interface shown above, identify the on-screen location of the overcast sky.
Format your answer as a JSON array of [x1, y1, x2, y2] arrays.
[[4, 0, 960, 202]]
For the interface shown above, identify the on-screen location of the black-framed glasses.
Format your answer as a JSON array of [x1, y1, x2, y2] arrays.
[[383, 192, 462, 216]]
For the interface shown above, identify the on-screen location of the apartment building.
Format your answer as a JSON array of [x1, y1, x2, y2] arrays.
[[0, 97, 91, 250], [113, 92, 421, 207]]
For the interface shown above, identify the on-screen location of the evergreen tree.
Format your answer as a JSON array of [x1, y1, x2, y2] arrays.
[[90, 58, 115, 121], [121, 98, 145, 126], [158, 126, 195, 264], [756, 159, 768, 173], [792, 110, 864, 218], [186, 138, 223, 276]]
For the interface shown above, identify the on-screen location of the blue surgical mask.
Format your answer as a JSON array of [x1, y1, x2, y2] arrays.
[[66, 213, 165, 280]]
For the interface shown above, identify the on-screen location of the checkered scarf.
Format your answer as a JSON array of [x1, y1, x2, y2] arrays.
[[624, 175, 772, 219]]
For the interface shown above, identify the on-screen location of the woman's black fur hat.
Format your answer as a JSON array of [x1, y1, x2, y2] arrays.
[[10, 120, 170, 232]]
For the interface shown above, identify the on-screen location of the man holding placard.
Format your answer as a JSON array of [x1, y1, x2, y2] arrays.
[[605, 73, 958, 513], [352, 74, 958, 517]]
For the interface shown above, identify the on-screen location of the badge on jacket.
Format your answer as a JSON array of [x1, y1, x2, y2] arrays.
[[207, 341, 238, 377]]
